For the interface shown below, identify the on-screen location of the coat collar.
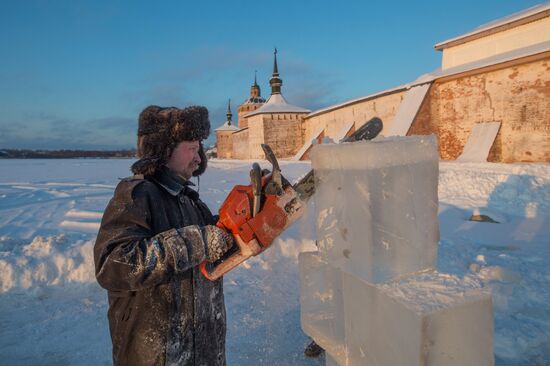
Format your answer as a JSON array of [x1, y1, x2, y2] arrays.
[[151, 166, 197, 198]]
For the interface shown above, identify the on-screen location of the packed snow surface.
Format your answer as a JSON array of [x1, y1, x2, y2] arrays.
[[0, 158, 549, 365], [378, 269, 488, 313]]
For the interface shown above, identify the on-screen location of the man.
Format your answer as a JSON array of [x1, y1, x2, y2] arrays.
[[94, 105, 234, 365]]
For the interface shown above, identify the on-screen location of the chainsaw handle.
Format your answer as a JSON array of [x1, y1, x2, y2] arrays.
[[199, 234, 262, 281]]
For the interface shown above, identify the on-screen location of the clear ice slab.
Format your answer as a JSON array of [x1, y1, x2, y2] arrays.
[[342, 270, 494, 366], [311, 135, 440, 283], [299, 251, 347, 364]]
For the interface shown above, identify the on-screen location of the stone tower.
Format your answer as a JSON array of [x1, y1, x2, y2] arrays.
[[215, 99, 239, 158]]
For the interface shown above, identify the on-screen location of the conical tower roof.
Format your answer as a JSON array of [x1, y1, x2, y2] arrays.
[[269, 48, 282, 95]]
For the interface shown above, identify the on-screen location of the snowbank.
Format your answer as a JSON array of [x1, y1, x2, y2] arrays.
[[0, 235, 95, 292], [439, 162, 550, 217]]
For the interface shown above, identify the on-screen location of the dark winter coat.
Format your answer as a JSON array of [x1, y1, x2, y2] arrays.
[[94, 167, 226, 366]]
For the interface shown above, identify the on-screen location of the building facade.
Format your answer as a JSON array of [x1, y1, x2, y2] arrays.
[[216, 4, 550, 162], [216, 50, 310, 159], [301, 3, 550, 163]]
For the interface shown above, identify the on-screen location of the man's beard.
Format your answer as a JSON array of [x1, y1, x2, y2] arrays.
[[180, 163, 198, 180]]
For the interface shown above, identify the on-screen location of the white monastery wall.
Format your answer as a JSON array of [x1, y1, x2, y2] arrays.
[[441, 16, 550, 69], [303, 91, 405, 144], [231, 129, 249, 160]]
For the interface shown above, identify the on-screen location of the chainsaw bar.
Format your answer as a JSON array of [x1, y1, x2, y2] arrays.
[[292, 117, 383, 201]]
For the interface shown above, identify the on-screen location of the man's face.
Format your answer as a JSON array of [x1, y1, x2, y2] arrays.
[[166, 140, 201, 179]]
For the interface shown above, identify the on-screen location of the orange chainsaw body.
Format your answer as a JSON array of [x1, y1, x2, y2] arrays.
[[200, 173, 304, 280]]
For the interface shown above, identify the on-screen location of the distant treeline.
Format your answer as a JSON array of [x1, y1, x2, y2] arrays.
[[0, 149, 137, 159]]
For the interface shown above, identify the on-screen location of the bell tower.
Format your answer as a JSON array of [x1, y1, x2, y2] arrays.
[[237, 72, 266, 129]]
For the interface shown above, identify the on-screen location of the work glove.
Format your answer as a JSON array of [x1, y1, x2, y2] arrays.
[[201, 225, 235, 262]]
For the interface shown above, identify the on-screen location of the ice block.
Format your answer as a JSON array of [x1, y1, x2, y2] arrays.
[[299, 251, 347, 364], [342, 270, 494, 366], [311, 135, 440, 283]]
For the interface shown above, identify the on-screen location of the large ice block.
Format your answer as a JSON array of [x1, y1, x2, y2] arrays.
[[311, 135, 439, 283], [299, 251, 347, 364], [342, 270, 494, 366]]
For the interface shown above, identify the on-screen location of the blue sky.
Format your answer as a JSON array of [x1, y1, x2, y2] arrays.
[[0, 0, 543, 149]]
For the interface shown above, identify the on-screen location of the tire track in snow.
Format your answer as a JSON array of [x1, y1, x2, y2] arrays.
[[0, 183, 109, 237]]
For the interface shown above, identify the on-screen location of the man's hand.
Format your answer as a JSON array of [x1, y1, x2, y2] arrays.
[[201, 225, 235, 262]]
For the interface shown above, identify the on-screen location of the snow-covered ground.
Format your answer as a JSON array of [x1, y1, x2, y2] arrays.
[[0, 158, 548, 365]]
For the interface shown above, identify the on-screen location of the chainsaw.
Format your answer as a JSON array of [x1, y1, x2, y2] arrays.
[[199, 117, 383, 280]]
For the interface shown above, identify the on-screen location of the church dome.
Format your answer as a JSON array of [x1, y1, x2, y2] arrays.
[[244, 96, 266, 104]]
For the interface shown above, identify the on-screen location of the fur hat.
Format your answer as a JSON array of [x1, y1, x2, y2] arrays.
[[131, 105, 210, 176]]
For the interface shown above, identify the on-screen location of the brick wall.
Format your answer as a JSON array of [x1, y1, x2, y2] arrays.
[[263, 114, 305, 158], [411, 57, 550, 162]]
